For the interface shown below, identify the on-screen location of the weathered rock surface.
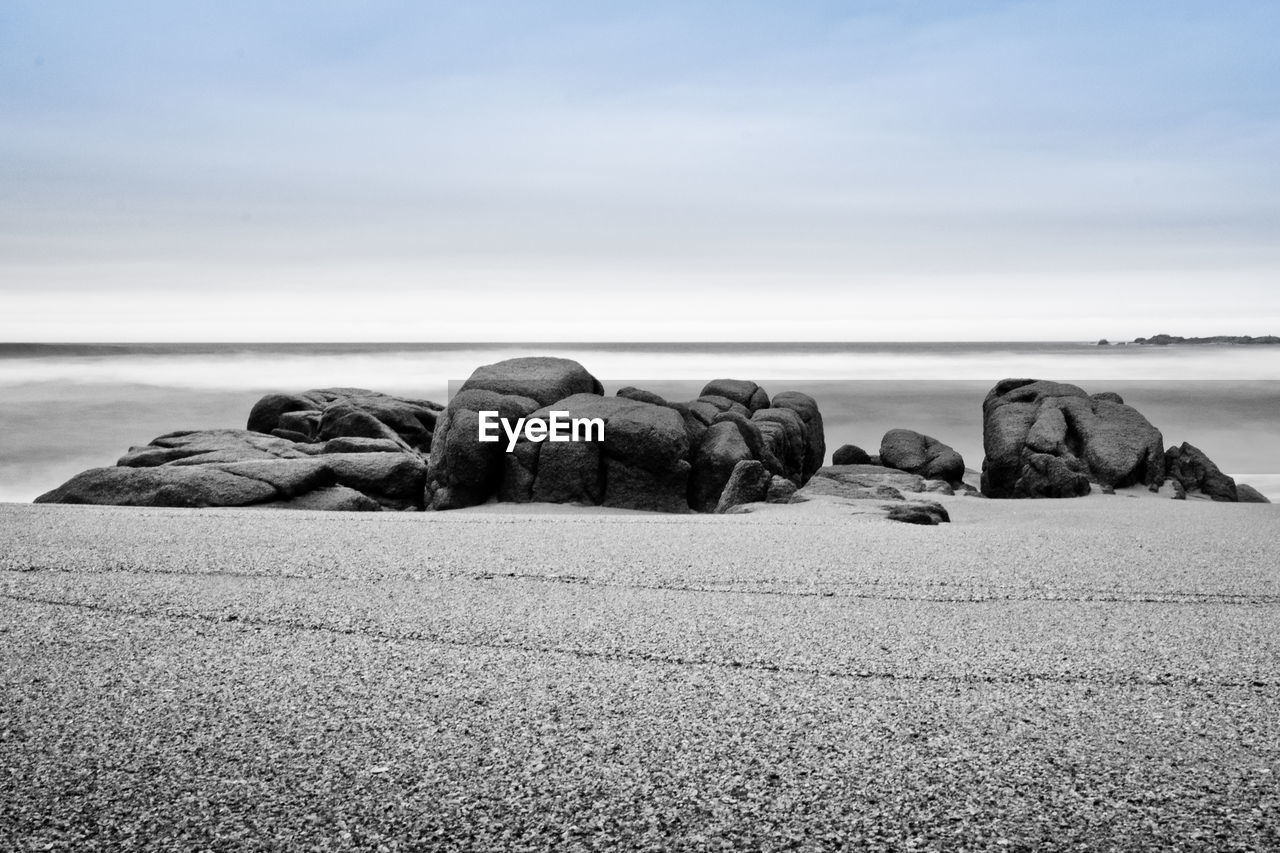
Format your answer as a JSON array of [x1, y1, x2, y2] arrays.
[[714, 460, 772, 514], [886, 501, 951, 525], [765, 475, 798, 503], [1164, 443, 1237, 502], [260, 485, 383, 512], [832, 444, 872, 466], [689, 421, 755, 512], [700, 379, 770, 413], [1235, 484, 1271, 504], [425, 388, 541, 510], [38, 423, 430, 510], [36, 464, 283, 508], [879, 429, 965, 484], [770, 392, 825, 480], [247, 388, 442, 452], [461, 356, 604, 407], [980, 379, 1165, 499], [800, 465, 929, 498], [504, 394, 692, 513], [39, 360, 826, 514]]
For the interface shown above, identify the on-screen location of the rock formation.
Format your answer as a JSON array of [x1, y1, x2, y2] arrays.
[[426, 360, 825, 513], [980, 379, 1165, 498], [831, 444, 871, 466], [878, 429, 965, 484], [1164, 442, 1237, 502], [37, 384, 440, 510]]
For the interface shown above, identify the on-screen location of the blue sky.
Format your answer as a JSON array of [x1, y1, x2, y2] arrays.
[[2, 1, 1278, 340]]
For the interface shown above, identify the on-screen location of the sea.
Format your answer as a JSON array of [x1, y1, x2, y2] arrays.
[[2, 342, 1279, 503]]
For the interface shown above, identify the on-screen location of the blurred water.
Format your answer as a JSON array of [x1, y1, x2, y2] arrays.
[[2, 343, 1278, 502]]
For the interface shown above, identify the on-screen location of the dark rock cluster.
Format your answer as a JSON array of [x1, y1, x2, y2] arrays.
[[38, 358, 824, 514], [978, 378, 1268, 502], [34, 360, 1270, 511], [1133, 334, 1280, 346], [980, 380, 1165, 498], [37, 388, 443, 511], [426, 357, 824, 513]]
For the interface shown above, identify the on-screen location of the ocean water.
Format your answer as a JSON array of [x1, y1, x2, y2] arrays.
[[2, 342, 1278, 503]]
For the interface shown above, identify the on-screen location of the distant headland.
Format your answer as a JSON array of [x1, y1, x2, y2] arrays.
[[1097, 334, 1280, 346]]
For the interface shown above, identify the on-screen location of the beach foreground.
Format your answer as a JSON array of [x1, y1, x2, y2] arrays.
[[2, 498, 1277, 851]]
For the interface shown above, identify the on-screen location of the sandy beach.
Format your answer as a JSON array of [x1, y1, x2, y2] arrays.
[[2, 495, 1276, 851]]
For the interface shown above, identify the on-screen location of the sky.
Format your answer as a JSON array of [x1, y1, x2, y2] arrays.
[[2, 0, 1278, 341]]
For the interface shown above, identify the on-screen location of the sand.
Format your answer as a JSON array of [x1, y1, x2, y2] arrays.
[[1, 495, 1277, 851]]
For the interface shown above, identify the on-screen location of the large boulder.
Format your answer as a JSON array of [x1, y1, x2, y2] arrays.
[[1165, 442, 1237, 502], [425, 388, 541, 510], [500, 394, 691, 513], [751, 408, 808, 484], [714, 460, 772, 513], [980, 379, 1165, 498], [36, 465, 283, 508], [688, 421, 755, 512], [426, 358, 600, 510], [699, 379, 770, 413], [460, 356, 603, 407], [770, 391, 825, 481], [40, 426, 429, 511], [879, 429, 965, 484], [248, 388, 442, 453]]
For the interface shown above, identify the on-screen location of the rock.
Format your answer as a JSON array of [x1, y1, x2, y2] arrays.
[[426, 358, 600, 510], [886, 501, 950, 525], [770, 392, 825, 481], [246, 391, 329, 435], [118, 429, 313, 468], [425, 388, 540, 510], [460, 356, 603, 407], [322, 452, 428, 509], [321, 437, 405, 454], [616, 387, 670, 407], [505, 394, 691, 513], [317, 402, 408, 448], [798, 478, 906, 501], [208, 458, 334, 498], [1165, 442, 1237, 501], [689, 421, 754, 513], [710, 411, 783, 475], [696, 395, 751, 419], [1097, 339, 1110, 346], [879, 429, 965, 484], [36, 465, 282, 508], [751, 408, 807, 483], [247, 388, 442, 452], [832, 444, 871, 466], [715, 460, 772, 513], [261, 485, 383, 512], [700, 379, 770, 413], [1236, 483, 1271, 503], [1134, 334, 1280, 346], [922, 480, 955, 495], [805, 464, 928, 495], [980, 379, 1165, 498], [765, 476, 797, 503]]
